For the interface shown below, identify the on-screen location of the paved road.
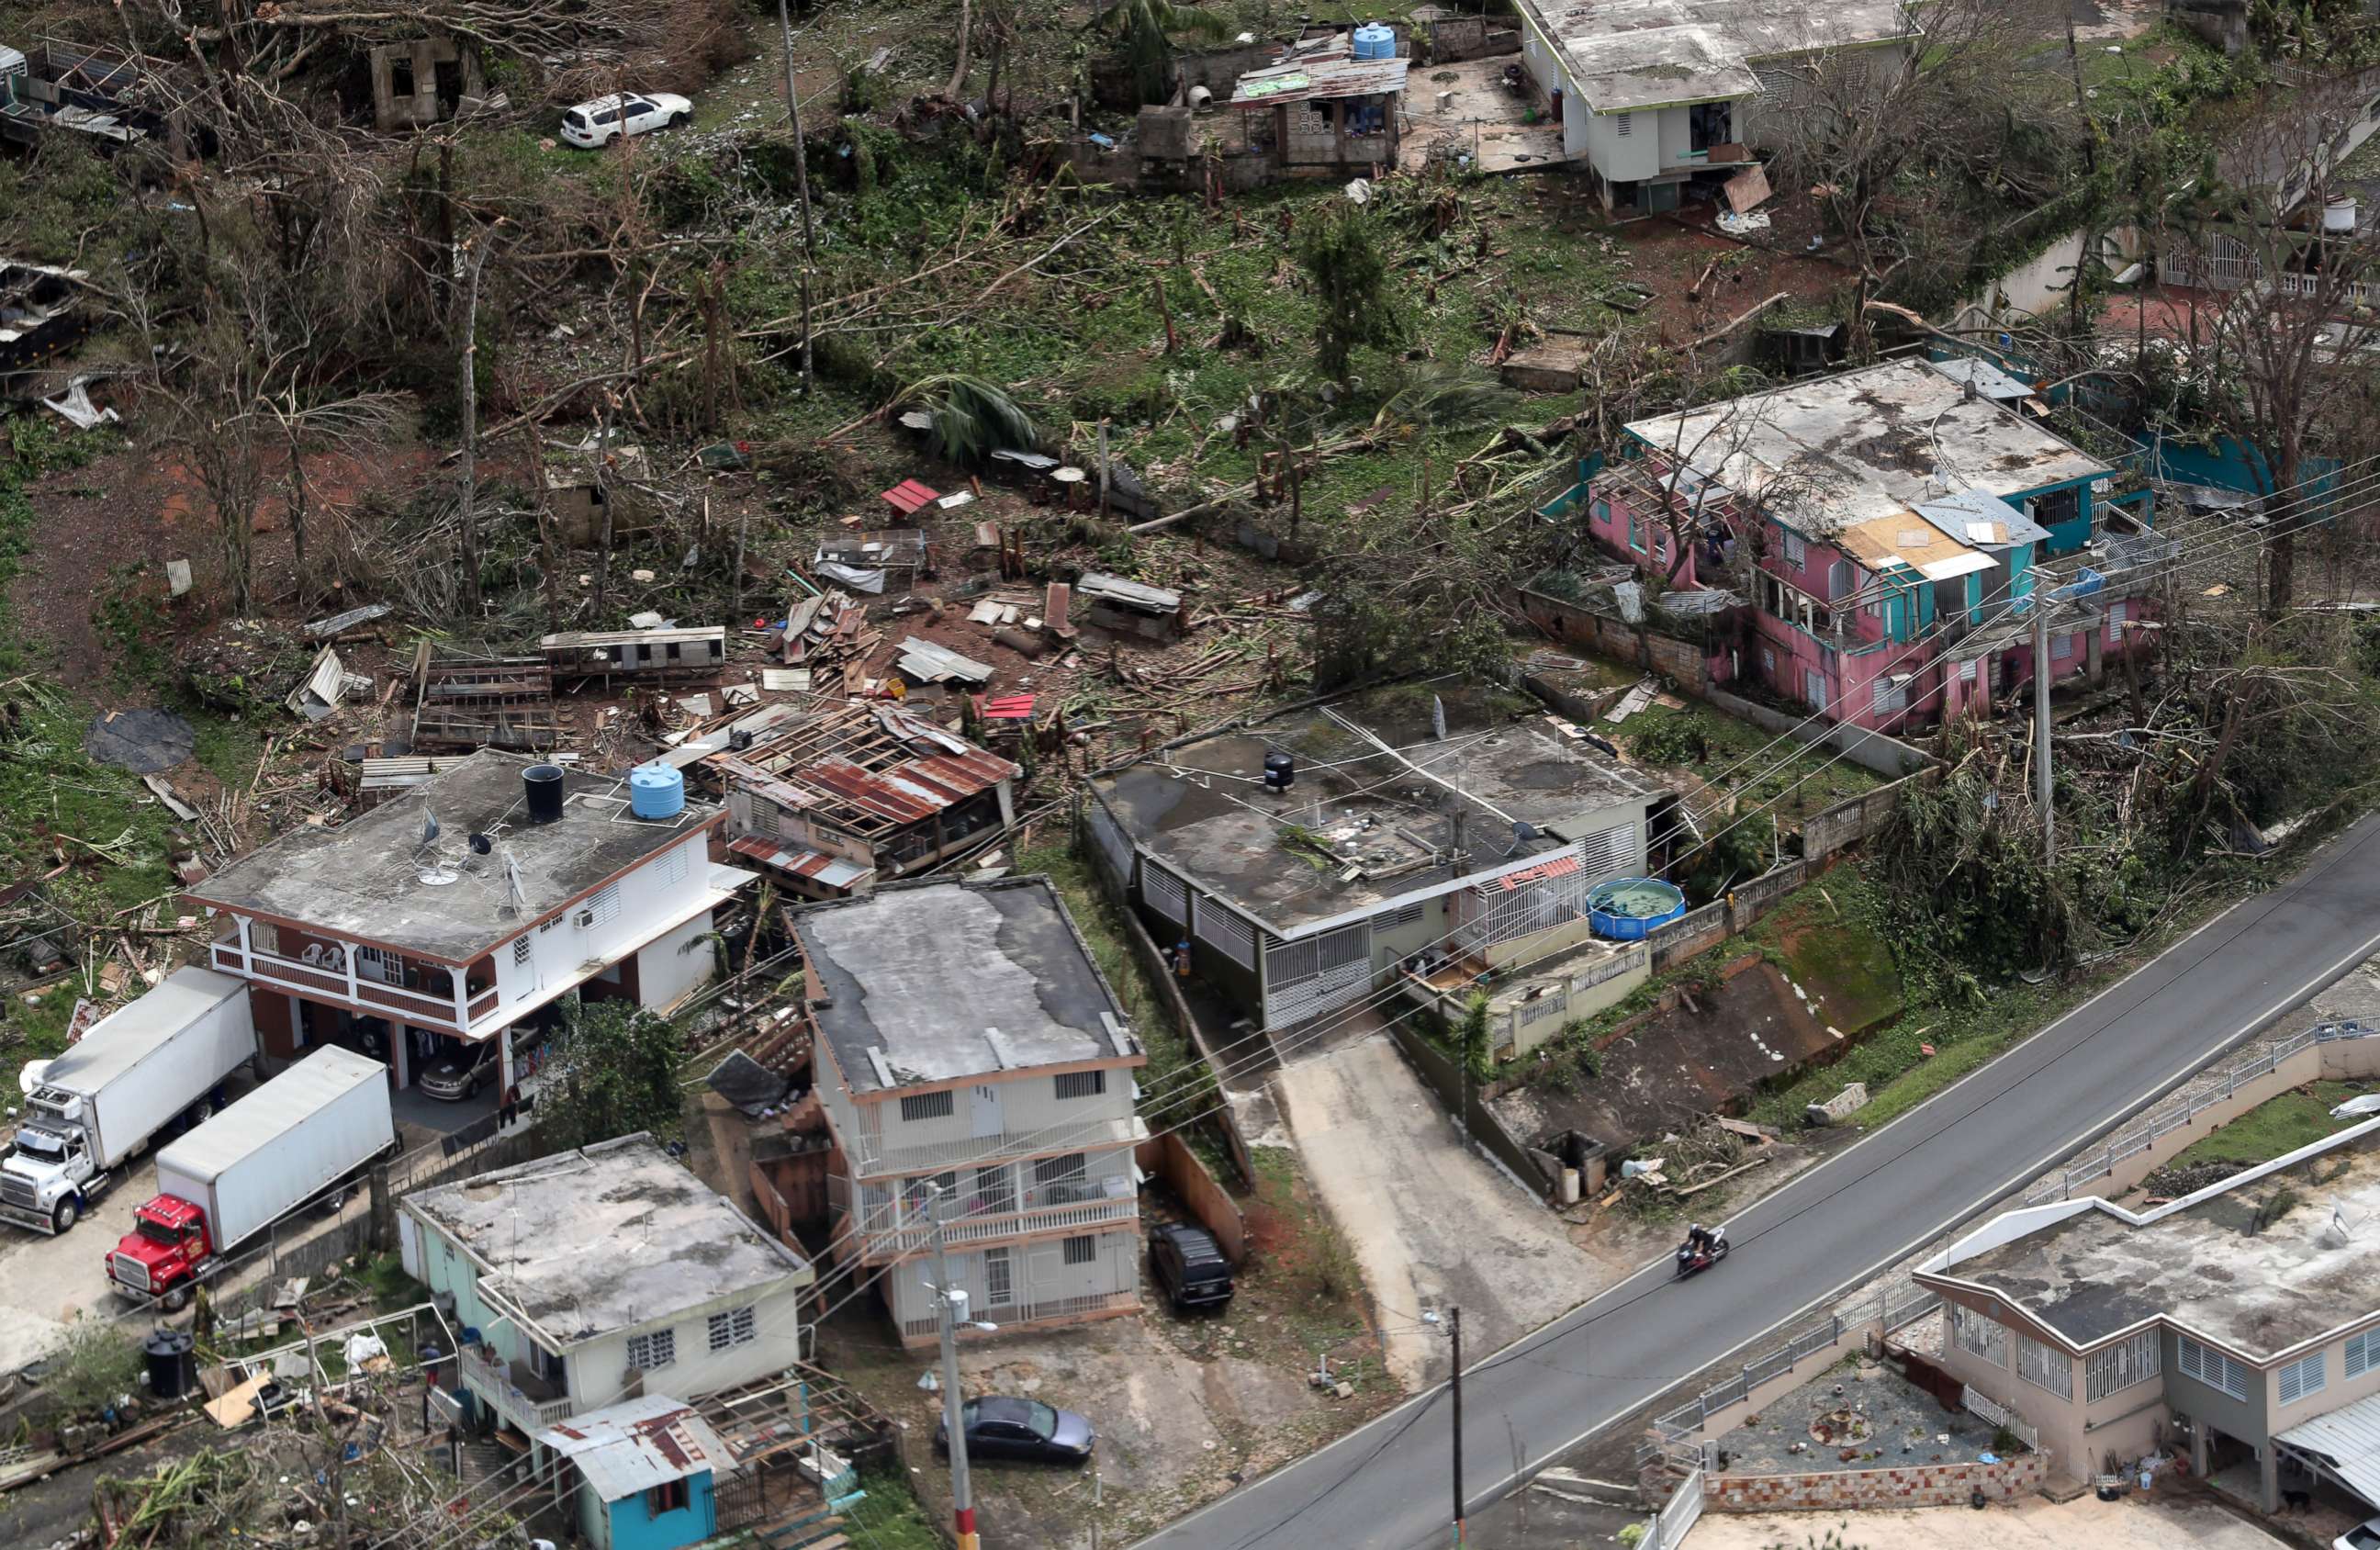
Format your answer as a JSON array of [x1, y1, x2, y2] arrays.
[[1139, 814, 2380, 1550]]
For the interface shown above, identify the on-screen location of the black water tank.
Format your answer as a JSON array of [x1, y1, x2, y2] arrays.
[[1263, 752, 1295, 792], [143, 1328, 195, 1401], [523, 763, 566, 826]]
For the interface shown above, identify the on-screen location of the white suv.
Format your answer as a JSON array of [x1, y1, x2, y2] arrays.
[[559, 93, 691, 149]]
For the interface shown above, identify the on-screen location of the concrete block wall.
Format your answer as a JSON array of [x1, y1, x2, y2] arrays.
[[1708, 1450, 2048, 1511]]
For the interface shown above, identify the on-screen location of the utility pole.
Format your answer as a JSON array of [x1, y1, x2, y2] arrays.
[[774, 0, 817, 392], [929, 1193, 981, 1550], [2033, 602, 2056, 865], [1450, 1307, 1465, 1548]]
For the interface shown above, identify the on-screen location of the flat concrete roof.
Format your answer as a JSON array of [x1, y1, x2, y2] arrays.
[[793, 877, 1141, 1096], [404, 1135, 810, 1347], [1521, 0, 1916, 112], [1624, 358, 2110, 538], [1944, 1138, 2380, 1359], [186, 751, 720, 963], [1092, 683, 1669, 938]]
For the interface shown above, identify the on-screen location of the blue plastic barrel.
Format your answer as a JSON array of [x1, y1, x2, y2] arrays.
[[1353, 22, 1396, 61]]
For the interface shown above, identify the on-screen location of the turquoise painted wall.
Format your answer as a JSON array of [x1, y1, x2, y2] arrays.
[[589, 1469, 715, 1550]]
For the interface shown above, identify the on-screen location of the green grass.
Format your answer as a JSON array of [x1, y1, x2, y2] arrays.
[[1621, 701, 1886, 818], [2170, 1082, 2372, 1170], [1768, 887, 1903, 1035], [840, 1465, 943, 1550]]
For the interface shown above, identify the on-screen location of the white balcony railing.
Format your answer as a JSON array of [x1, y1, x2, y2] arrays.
[[459, 1346, 574, 1432], [210, 940, 499, 1032], [844, 1196, 1140, 1260], [843, 1112, 1148, 1176]]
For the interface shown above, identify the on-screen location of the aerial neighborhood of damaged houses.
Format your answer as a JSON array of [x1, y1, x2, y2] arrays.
[[8, 0, 2380, 1548]]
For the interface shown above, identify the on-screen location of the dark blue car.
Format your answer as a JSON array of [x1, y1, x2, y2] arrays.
[[935, 1396, 1095, 1465]]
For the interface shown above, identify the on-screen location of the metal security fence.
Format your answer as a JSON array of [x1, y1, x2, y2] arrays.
[[1634, 1287, 1943, 1465], [2019, 1021, 2376, 1207], [1643, 1466, 1704, 1550]]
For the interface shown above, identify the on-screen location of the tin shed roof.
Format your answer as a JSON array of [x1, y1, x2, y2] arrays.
[[539, 1395, 733, 1500]]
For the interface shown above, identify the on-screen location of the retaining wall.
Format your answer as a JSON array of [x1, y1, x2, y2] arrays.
[[1074, 802, 1261, 1188], [1708, 1450, 2048, 1511], [1386, 1015, 1546, 1196]]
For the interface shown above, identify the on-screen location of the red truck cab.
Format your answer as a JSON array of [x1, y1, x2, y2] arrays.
[[107, 1195, 214, 1308]]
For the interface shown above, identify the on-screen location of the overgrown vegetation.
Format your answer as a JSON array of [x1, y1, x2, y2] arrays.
[[537, 1000, 690, 1149]]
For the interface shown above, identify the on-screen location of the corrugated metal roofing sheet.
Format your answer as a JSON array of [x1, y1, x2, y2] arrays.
[[725, 835, 871, 889], [1077, 572, 1182, 612], [881, 479, 939, 515], [1229, 50, 1409, 107], [2275, 1388, 2380, 1500], [539, 1396, 731, 1501]]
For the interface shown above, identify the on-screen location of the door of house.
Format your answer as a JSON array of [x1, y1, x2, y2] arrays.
[[1802, 668, 1829, 713], [970, 1083, 1004, 1140]]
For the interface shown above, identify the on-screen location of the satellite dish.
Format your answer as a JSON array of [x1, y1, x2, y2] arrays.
[[418, 805, 441, 848]]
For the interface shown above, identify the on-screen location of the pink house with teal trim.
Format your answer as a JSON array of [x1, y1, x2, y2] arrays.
[[1578, 358, 2160, 733]]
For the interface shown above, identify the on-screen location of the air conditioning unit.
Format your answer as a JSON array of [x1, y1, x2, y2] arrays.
[[572, 908, 598, 929]]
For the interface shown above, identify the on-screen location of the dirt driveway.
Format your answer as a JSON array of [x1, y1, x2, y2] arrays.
[[0, 1153, 159, 1373], [1684, 1490, 2289, 1550], [1272, 1019, 1598, 1387]]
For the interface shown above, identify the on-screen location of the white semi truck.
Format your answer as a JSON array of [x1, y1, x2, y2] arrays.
[[0, 967, 256, 1234]]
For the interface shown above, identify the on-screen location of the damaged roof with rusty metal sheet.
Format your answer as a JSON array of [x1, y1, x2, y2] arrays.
[[725, 835, 874, 890], [705, 702, 1018, 837], [538, 1395, 734, 1499], [1624, 357, 2108, 539], [1229, 36, 1409, 107]]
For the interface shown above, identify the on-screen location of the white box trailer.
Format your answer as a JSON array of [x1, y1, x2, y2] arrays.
[[152, 1046, 396, 1254], [0, 966, 255, 1233], [31, 966, 253, 1170]]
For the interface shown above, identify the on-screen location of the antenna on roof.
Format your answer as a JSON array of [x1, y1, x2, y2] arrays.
[[500, 850, 529, 918]]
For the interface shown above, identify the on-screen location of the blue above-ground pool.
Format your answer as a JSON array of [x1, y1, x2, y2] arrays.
[[1587, 877, 1689, 939]]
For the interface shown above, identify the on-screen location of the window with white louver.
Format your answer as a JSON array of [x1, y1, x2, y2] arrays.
[[1140, 860, 1187, 926]]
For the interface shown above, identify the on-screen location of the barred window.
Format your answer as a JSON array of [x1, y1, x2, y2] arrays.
[[512, 936, 533, 968], [2085, 1331, 2160, 1402], [706, 1305, 756, 1352], [900, 1090, 955, 1122], [1952, 1304, 2008, 1367], [2017, 1335, 2073, 1399], [1054, 1071, 1106, 1102], [1034, 1153, 1088, 1187], [1062, 1235, 1097, 1266], [626, 1328, 676, 1370]]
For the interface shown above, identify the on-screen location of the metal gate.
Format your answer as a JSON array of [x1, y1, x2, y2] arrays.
[[1262, 921, 1372, 1030]]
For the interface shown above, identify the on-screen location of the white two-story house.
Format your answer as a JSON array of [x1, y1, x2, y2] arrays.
[[791, 878, 1150, 1344], [186, 750, 748, 1101], [1512, 0, 1920, 217], [400, 1135, 815, 1445]]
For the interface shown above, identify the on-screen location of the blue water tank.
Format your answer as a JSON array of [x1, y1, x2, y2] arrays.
[[628, 760, 686, 821], [1353, 22, 1396, 61]]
